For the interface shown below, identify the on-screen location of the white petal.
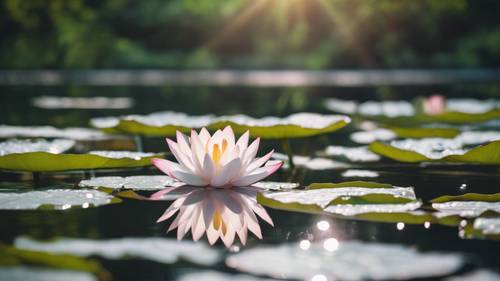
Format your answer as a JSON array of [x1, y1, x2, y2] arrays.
[[211, 158, 242, 187], [171, 170, 208, 186], [166, 138, 194, 172], [242, 138, 260, 167], [235, 131, 250, 157], [202, 153, 215, 180], [198, 128, 211, 145], [233, 161, 282, 186], [246, 149, 274, 173]]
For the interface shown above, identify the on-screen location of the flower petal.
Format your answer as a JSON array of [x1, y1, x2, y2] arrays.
[[171, 170, 208, 186], [242, 138, 260, 167], [232, 161, 282, 186], [166, 138, 194, 172], [211, 158, 242, 187], [152, 158, 182, 178], [235, 130, 249, 157], [246, 149, 274, 173], [198, 128, 211, 146]]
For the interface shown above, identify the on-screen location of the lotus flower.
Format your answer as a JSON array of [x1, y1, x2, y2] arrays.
[[152, 186, 273, 247], [423, 94, 446, 115], [152, 126, 283, 187]]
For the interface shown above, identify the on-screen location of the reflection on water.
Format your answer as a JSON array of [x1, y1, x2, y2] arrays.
[[153, 186, 274, 247]]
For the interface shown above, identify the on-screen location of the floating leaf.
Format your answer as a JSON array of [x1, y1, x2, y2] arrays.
[[251, 181, 299, 191], [226, 241, 463, 281], [370, 140, 500, 164], [323, 146, 381, 162], [0, 139, 75, 156], [0, 125, 115, 141], [79, 175, 179, 191], [178, 270, 278, 281], [0, 245, 107, 279], [387, 126, 459, 139], [341, 169, 379, 178], [272, 153, 349, 170], [0, 266, 98, 281], [0, 189, 119, 210], [351, 129, 396, 144], [15, 237, 220, 266], [432, 201, 500, 218], [0, 150, 161, 172], [307, 181, 393, 189], [431, 193, 500, 203], [91, 111, 350, 139], [472, 218, 500, 236]]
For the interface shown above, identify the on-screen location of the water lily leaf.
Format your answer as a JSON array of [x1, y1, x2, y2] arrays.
[[431, 193, 500, 203], [426, 110, 500, 124], [387, 126, 460, 138], [341, 169, 379, 178], [272, 152, 349, 170], [0, 151, 161, 172], [0, 266, 98, 281], [328, 194, 415, 205], [91, 111, 350, 139], [351, 129, 396, 144], [79, 175, 179, 191], [251, 181, 299, 191], [308, 181, 393, 189], [369, 140, 500, 164], [0, 125, 116, 141], [322, 146, 381, 162], [0, 245, 107, 278], [226, 240, 463, 281], [0, 189, 119, 210], [15, 237, 220, 266], [178, 270, 278, 281], [432, 201, 500, 218]]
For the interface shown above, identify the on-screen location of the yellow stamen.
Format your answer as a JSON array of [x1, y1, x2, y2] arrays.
[[221, 221, 227, 235], [213, 211, 221, 230], [221, 139, 228, 153], [212, 144, 221, 164]]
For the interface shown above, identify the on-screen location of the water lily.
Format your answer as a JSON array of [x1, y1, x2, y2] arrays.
[[152, 187, 273, 247], [423, 94, 446, 115], [152, 126, 283, 187]]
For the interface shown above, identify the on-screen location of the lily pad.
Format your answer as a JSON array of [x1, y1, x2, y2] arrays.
[[15, 237, 220, 266], [351, 129, 396, 144], [370, 140, 500, 164], [0, 143, 160, 172], [226, 241, 463, 281], [0, 125, 114, 141], [79, 175, 179, 191], [0, 189, 119, 210], [325, 98, 416, 117], [0, 267, 97, 281], [0, 139, 75, 156], [91, 111, 351, 139], [432, 201, 500, 218], [387, 126, 460, 139], [251, 181, 299, 191], [323, 146, 380, 162], [177, 271, 279, 281], [341, 169, 379, 178], [431, 193, 500, 203], [260, 183, 416, 211], [272, 153, 349, 170]]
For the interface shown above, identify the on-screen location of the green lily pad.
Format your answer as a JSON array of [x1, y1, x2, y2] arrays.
[[0, 189, 120, 210], [15, 237, 220, 266], [0, 125, 116, 141], [258, 182, 421, 217], [78, 175, 179, 191], [0, 245, 108, 279], [91, 111, 350, 139], [369, 140, 500, 164], [387, 126, 460, 139], [431, 193, 500, 203], [0, 150, 161, 172]]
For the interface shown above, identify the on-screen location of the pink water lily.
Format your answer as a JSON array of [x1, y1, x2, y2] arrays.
[[152, 187, 273, 247], [152, 126, 283, 187]]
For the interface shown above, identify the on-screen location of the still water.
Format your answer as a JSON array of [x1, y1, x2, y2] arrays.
[[0, 86, 499, 281]]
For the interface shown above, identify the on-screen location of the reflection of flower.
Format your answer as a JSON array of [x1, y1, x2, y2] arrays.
[[423, 95, 446, 115], [152, 126, 282, 187], [152, 186, 273, 247]]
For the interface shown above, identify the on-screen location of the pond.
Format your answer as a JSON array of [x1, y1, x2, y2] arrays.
[[0, 87, 499, 281]]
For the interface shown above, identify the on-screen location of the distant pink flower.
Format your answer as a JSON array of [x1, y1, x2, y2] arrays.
[[423, 95, 446, 115], [152, 126, 283, 187], [151, 186, 273, 247]]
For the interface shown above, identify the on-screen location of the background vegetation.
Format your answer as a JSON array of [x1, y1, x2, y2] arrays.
[[2, 0, 500, 69]]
